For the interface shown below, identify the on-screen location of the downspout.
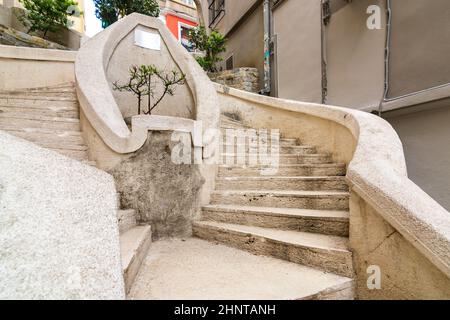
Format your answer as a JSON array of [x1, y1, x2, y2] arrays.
[[261, 0, 272, 95], [321, 0, 331, 104], [378, 0, 392, 116]]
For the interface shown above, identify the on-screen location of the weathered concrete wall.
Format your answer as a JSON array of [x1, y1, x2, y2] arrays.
[[350, 192, 450, 299], [1, 1, 22, 8], [0, 5, 12, 27], [0, 45, 76, 90], [162, 0, 198, 19], [273, 0, 322, 103], [80, 109, 214, 240], [387, 0, 450, 98], [216, 2, 264, 90], [106, 25, 194, 119], [109, 131, 205, 239], [0, 24, 68, 49], [209, 0, 260, 34], [0, 5, 82, 50], [0, 131, 124, 299], [384, 100, 450, 211], [325, 0, 386, 109], [209, 67, 259, 93]]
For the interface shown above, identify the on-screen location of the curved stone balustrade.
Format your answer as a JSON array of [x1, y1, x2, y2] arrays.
[[75, 14, 219, 155], [214, 83, 450, 284]]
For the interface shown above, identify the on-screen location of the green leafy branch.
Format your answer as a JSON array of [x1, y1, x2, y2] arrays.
[[188, 26, 227, 73]]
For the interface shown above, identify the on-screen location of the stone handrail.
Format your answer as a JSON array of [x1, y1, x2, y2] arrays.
[[75, 14, 219, 154], [214, 83, 450, 279]]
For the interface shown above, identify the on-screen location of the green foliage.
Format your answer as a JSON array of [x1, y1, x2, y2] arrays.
[[93, 0, 117, 28], [19, 0, 80, 37], [113, 65, 186, 115], [94, 0, 160, 28], [194, 56, 214, 72], [188, 26, 227, 73]]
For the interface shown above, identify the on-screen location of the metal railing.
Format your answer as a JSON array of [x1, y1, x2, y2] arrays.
[[208, 0, 225, 28]]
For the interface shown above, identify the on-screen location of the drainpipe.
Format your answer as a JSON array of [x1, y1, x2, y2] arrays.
[[321, 0, 331, 104], [378, 0, 392, 116], [261, 0, 272, 95]]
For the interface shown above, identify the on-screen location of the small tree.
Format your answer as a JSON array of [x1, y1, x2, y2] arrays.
[[113, 65, 186, 115], [19, 0, 80, 38], [188, 26, 226, 73], [94, 0, 160, 28]]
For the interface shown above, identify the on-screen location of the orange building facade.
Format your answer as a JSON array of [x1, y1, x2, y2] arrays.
[[159, 0, 198, 51]]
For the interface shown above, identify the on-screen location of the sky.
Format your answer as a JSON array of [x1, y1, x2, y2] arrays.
[[84, 0, 103, 37]]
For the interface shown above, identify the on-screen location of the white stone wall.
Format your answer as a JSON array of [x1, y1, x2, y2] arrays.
[[0, 132, 125, 299]]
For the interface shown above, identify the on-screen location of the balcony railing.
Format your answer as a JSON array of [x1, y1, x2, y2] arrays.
[[208, 0, 225, 28]]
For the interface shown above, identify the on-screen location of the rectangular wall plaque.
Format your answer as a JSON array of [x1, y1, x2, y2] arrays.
[[134, 29, 161, 51]]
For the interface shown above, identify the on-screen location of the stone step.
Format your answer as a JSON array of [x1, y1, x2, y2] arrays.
[[215, 176, 348, 191], [49, 148, 89, 160], [220, 144, 317, 155], [120, 225, 152, 294], [278, 138, 300, 146], [37, 141, 88, 152], [29, 82, 74, 89], [0, 111, 80, 123], [127, 238, 354, 300], [218, 164, 346, 177], [0, 92, 78, 101], [0, 97, 79, 109], [210, 190, 349, 210], [202, 205, 349, 236], [0, 92, 77, 100], [3, 82, 75, 92], [118, 209, 137, 233], [220, 129, 282, 138], [222, 138, 301, 147], [193, 221, 353, 277], [24, 87, 75, 93], [0, 115, 81, 131], [3, 129, 85, 146], [220, 118, 249, 130], [0, 125, 83, 136], [84, 160, 97, 167], [221, 153, 332, 165], [0, 105, 79, 119], [116, 193, 122, 209]]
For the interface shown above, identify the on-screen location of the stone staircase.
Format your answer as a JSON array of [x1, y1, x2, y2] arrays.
[[1, 84, 355, 298], [118, 207, 152, 293], [0, 83, 91, 162], [192, 115, 355, 298], [0, 83, 152, 294]]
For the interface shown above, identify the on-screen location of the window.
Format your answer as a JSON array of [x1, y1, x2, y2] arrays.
[[179, 23, 195, 52], [208, 0, 225, 27], [180, 0, 195, 6], [226, 55, 234, 70]]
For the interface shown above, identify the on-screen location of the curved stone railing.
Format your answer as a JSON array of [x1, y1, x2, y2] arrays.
[[214, 84, 450, 281], [75, 14, 219, 155]]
